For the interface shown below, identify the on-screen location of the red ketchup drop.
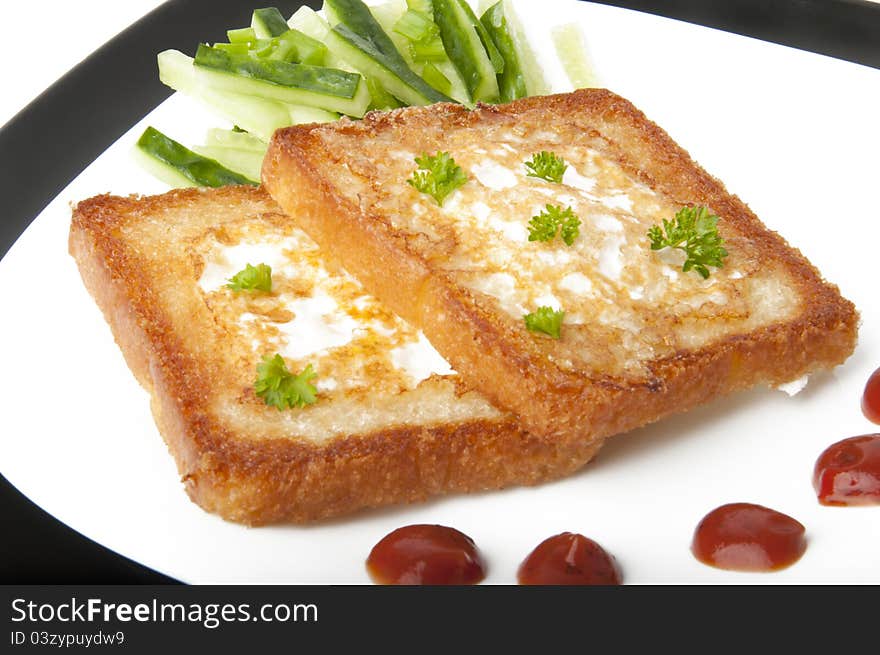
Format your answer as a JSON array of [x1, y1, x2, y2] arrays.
[[517, 532, 622, 585], [813, 434, 880, 506], [691, 503, 806, 572], [862, 368, 880, 424], [366, 524, 486, 585]]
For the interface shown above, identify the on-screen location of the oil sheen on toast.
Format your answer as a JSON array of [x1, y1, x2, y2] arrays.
[[69, 186, 601, 525], [263, 88, 858, 442]]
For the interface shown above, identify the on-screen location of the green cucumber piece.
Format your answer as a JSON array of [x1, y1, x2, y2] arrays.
[[204, 128, 268, 151], [370, 0, 409, 30], [158, 49, 292, 141], [433, 0, 499, 103], [251, 38, 278, 58], [322, 0, 452, 105], [394, 8, 438, 42], [193, 44, 371, 117], [459, 0, 504, 74], [227, 27, 256, 44], [480, 1, 525, 101], [369, 0, 420, 68], [290, 6, 402, 110], [135, 127, 257, 187], [482, 0, 548, 97], [252, 7, 290, 38], [191, 145, 265, 182], [411, 35, 447, 62], [212, 42, 250, 56], [407, 0, 434, 13], [271, 29, 328, 65], [287, 105, 339, 124], [373, 0, 470, 104], [552, 23, 599, 89], [288, 6, 330, 38], [420, 61, 452, 95]]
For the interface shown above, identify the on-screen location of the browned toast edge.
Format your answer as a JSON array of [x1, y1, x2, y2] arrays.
[[68, 185, 602, 525], [263, 88, 859, 442]]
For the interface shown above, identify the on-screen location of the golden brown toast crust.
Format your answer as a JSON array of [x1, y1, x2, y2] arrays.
[[263, 88, 858, 441], [69, 186, 602, 525]]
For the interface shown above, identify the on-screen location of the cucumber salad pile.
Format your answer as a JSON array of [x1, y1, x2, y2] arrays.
[[136, 0, 596, 188]]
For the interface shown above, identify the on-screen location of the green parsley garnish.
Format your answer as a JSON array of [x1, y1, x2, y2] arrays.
[[528, 204, 581, 246], [254, 354, 317, 410], [226, 263, 272, 292], [524, 151, 567, 184], [647, 205, 728, 279], [523, 306, 565, 339], [407, 151, 467, 205]]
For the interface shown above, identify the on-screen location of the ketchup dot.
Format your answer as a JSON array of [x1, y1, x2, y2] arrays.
[[366, 524, 486, 585], [691, 503, 806, 572], [813, 434, 880, 506], [517, 532, 622, 585], [862, 368, 880, 424]]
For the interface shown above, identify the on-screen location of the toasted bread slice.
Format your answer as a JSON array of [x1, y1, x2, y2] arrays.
[[69, 185, 602, 525], [263, 88, 858, 441]]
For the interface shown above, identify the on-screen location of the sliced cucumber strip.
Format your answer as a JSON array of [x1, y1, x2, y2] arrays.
[[407, 0, 434, 13], [394, 8, 438, 42], [212, 42, 250, 56], [487, 0, 548, 96], [288, 6, 330, 37], [252, 38, 277, 58], [191, 145, 266, 182], [287, 105, 339, 124], [460, 0, 504, 75], [135, 127, 257, 187], [252, 7, 290, 38], [369, 0, 420, 68], [433, 0, 499, 103], [227, 27, 256, 44], [322, 0, 452, 105], [421, 61, 452, 95], [412, 36, 447, 62], [158, 49, 292, 141], [290, 6, 402, 110], [552, 23, 599, 89], [480, 1, 526, 101], [193, 44, 371, 117], [271, 29, 328, 65], [370, 0, 409, 32], [204, 128, 268, 151]]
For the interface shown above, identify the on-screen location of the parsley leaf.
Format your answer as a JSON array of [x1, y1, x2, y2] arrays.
[[528, 204, 581, 246], [524, 306, 565, 339], [254, 354, 317, 410], [524, 151, 567, 184], [647, 205, 728, 279], [226, 263, 272, 292], [407, 151, 467, 205]]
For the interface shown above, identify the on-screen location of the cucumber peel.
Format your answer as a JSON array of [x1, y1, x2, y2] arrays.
[[252, 7, 291, 38], [480, 2, 524, 101], [191, 144, 265, 182], [290, 6, 403, 110], [322, 0, 452, 105], [433, 0, 499, 103], [193, 44, 371, 117], [204, 128, 268, 151], [158, 49, 293, 141], [135, 126, 257, 187]]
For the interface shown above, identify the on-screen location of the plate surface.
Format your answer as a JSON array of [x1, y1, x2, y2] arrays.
[[1, 0, 879, 584]]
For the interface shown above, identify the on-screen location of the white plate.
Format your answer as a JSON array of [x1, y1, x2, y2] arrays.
[[2, 0, 879, 584]]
